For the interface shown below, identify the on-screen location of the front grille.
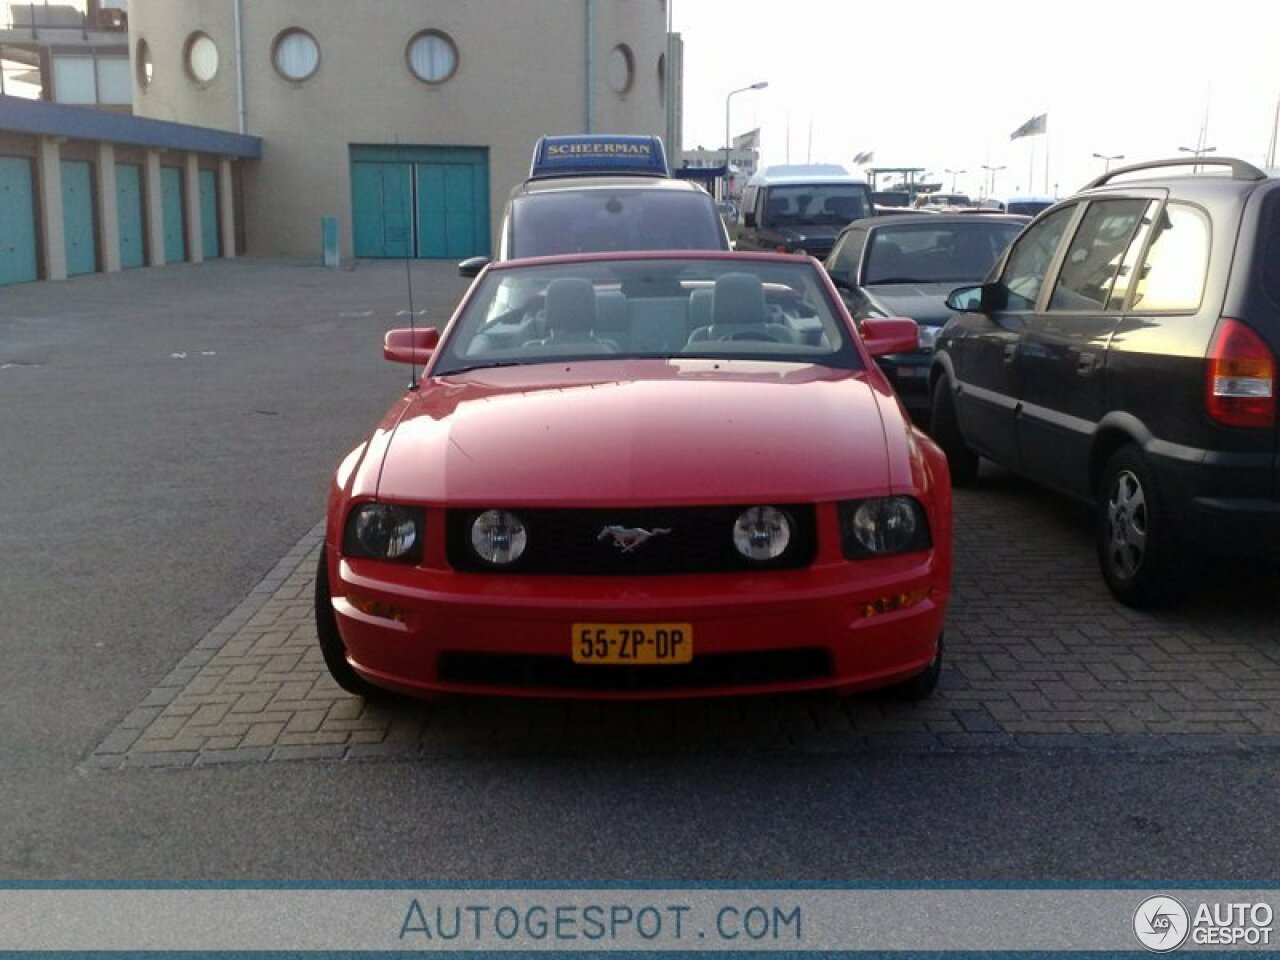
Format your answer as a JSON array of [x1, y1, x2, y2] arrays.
[[437, 649, 833, 691], [446, 505, 817, 575]]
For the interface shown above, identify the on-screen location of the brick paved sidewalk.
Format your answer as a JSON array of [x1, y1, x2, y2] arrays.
[[87, 472, 1280, 770]]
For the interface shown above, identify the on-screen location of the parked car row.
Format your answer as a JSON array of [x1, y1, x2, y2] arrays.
[[318, 139, 1279, 707]]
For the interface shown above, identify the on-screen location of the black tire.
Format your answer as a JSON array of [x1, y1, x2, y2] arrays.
[[929, 376, 979, 486], [1096, 447, 1185, 608], [889, 632, 944, 701], [314, 547, 389, 699]]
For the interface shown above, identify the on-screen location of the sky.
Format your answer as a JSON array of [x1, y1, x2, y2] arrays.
[[671, 0, 1280, 199]]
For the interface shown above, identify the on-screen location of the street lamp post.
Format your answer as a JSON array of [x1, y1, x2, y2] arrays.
[[945, 168, 966, 192], [1179, 144, 1216, 173], [724, 81, 767, 201], [980, 164, 1006, 200], [1092, 152, 1124, 172]]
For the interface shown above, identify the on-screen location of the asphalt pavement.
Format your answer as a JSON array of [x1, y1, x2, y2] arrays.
[[2, 257, 1279, 882]]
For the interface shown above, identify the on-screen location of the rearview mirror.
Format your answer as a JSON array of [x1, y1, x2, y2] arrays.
[[742, 210, 757, 228], [384, 327, 440, 365], [457, 256, 490, 279], [945, 284, 987, 313], [859, 317, 918, 357]]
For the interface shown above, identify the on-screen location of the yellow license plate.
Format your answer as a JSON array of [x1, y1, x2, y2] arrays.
[[572, 623, 693, 664]]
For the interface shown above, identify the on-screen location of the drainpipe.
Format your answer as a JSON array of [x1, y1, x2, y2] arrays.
[[583, 0, 593, 133], [233, 0, 247, 134]]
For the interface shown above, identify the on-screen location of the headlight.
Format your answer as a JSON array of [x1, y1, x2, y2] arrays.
[[470, 509, 527, 565], [840, 497, 931, 556], [733, 506, 792, 561], [344, 503, 424, 562]]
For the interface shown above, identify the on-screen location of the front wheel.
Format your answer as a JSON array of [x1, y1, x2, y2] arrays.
[[314, 547, 390, 699], [1096, 447, 1185, 608], [929, 377, 979, 486]]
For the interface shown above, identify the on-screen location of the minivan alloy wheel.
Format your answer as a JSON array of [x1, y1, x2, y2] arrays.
[[1095, 446, 1182, 608], [1104, 468, 1147, 578]]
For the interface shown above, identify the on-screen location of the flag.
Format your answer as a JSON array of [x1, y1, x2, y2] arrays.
[[1009, 113, 1047, 140], [853, 150, 874, 165]]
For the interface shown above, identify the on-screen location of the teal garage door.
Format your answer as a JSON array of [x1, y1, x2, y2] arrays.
[[115, 163, 145, 268], [350, 146, 488, 259], [61, 160, 97, 276], [161, 166, 186, 263], [198, 169, 219, 258], [0, 157, 38, 286]]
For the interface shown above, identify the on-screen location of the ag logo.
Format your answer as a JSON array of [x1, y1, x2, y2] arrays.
[[1134, 896, 1190, 952]]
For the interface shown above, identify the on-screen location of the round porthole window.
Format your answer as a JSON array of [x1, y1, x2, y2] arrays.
[[406, 30, 458, 84], [272, 28, 320, 81], [185, 32, 219, 84], [135, 38, 153, 89], [607, 43, 634, 94]]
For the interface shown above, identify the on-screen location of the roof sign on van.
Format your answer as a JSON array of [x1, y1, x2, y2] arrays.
[[528, 135, 668, 180]]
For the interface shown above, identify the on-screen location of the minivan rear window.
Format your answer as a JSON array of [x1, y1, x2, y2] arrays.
[[510, 189, 726, 258]]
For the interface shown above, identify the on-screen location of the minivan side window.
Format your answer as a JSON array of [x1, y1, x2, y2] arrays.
[[1049, 198, 1151, 312], [1000, 204, 1075, 310], [1131, 203, 1210, 313]]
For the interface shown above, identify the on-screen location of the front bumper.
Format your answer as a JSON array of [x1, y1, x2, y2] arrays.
[[328, 551, 947, 700]]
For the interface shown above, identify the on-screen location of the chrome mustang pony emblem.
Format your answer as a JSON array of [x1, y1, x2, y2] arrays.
[[597, 525, 672, 553]]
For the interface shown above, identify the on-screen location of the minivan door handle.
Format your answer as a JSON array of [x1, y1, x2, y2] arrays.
[[1077, 352, 1098, 375], [1003, 343, 1018, 364]]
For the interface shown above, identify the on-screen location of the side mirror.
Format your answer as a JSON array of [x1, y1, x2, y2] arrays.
[[827, 268, 851, 290], [859, 317, 918, 357], [743, 210, 757, 228], [945, 283, 988, 313], [384, 327, 440, 365], [457, 256, 490, 279]]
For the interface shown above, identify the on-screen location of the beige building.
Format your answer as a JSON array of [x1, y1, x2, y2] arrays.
[[128, 0, 674, 261]]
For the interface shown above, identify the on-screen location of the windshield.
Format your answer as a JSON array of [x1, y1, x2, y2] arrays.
[[509, 189, 727, 257], [762, 185, 871, 227], [433, 258, 860, 375], [864, 220, 1024, 284]]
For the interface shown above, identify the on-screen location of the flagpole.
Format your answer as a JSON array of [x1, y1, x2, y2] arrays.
[[1044, 122, 1051, 194]]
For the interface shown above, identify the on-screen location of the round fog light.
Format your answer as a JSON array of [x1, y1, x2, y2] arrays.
[[733, 506, 792, 561], [470, 509, 527, 565]]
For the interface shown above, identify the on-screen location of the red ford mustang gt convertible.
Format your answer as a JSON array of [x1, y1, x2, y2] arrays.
[[317, 251, 952, 700]]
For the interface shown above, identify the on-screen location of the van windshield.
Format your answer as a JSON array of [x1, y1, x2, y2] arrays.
[[763, 186, 871, 227], [510, 189, 727, 257]]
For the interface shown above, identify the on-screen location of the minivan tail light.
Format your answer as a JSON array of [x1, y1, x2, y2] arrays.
[[1206, 318, 1275, 428]]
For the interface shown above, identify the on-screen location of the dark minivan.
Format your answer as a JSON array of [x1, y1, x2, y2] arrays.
[[929, 157, 1280, 606], [735, 167, 874, 260]]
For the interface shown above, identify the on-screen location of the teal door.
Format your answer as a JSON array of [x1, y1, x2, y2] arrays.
[[415, 163, 480, 258], [198, 169, 219, 258], [0, 156, 38, 286], [351, 162, 413, 258], [61, 160, 97, 276], [350, 146, 488, 259], [115, 163, 144, 268], [161, 166, 186, 263]]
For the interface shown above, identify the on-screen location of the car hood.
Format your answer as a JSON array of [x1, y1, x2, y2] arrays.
[[372, 359, 902, 505], [862, 283, 959, 327]]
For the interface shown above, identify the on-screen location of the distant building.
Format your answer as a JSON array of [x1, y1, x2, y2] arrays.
[[130, 0, 670, 260], [1, 1, 131, 110], [679, 129, 759, 200]]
